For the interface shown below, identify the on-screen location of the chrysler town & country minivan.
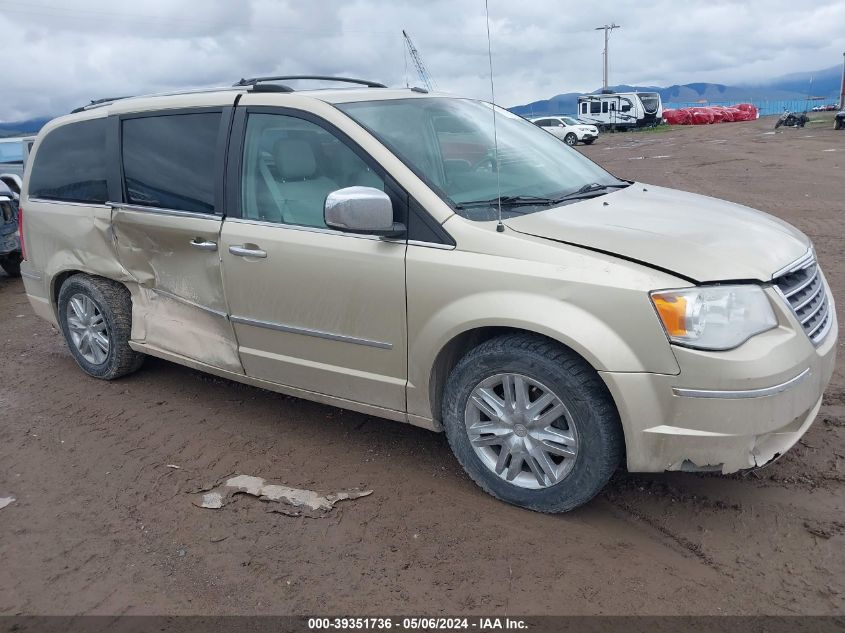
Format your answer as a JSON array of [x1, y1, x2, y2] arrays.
[[19, 77, 837, 512]]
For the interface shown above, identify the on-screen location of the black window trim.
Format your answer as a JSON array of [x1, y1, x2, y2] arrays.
[[28, 116, 111, 205], [226, 104, 455, 247], [114, 105, 234, 216]]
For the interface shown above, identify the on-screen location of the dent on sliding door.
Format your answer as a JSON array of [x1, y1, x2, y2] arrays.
[[112, 110, 243, 373]]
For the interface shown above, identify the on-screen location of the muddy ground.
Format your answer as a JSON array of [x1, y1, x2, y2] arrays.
[[0, 115, 843, 616]]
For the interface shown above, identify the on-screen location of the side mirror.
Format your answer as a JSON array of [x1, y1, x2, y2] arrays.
[[324, 186, 405, 237]]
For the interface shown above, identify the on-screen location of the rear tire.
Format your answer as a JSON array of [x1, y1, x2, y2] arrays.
[[57, 274, 145, 380], [0, 253, 21, 277], [441, 333, 623, 513], [564, 133, 578, 146]]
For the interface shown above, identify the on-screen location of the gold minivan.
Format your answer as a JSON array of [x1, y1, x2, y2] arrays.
[[19, 77, 837, 512]]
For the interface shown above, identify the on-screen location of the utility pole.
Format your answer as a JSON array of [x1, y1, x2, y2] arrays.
[[839, 52, 845, 110], [595, 23, 620, 92]]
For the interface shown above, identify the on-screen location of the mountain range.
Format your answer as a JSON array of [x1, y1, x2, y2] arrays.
[[1, 65, 842, 134], [509, 64, 843, 117], [0, 117, 51, 138]]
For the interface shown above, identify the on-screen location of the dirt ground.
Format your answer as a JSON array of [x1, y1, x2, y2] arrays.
[[0, 115, 843, 617]]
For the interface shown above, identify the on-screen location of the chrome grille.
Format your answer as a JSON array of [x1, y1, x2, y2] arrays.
[[773, 253, 831, 346]]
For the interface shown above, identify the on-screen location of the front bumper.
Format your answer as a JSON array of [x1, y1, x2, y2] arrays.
[[601, 289, 838, 473]]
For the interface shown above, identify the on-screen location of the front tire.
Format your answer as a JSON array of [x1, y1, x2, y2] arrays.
[[564, 133, 578, 146], [441, 334, 623, 513], [57, 274, 145, 380]]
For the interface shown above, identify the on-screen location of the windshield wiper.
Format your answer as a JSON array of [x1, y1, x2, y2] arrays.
[[454, 183, 630, 210], [552, 181, 630, 202], [454, 194, 563, 210]]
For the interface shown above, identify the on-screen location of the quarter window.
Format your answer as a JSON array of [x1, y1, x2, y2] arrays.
[[28, 118, 108, 204], [241, 113, 385, 228], [122, 112, 221, 213]]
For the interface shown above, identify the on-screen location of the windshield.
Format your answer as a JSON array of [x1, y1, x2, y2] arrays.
[[337, 98, 620, 221], [639, 93, 660, 114], [561, 116, 580, 126], [0, 140, 23, 164]]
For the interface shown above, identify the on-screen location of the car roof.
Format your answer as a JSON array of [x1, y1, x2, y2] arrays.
[[46, 86, 461, 130]]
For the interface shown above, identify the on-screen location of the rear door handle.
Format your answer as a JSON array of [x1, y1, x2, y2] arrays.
[[229, 245, 267, 258], [190, 238, 218, 252]]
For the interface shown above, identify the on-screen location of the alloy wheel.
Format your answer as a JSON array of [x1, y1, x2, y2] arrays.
[[464, 373, 579, 489], [66, 293, 110, 365]]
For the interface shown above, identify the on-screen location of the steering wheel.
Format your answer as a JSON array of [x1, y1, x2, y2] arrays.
[[469, 151, 497, 173]]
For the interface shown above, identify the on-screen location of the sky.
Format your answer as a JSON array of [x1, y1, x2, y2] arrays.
[[3, 0, 845, 121]]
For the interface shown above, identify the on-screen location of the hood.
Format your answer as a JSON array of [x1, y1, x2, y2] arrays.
[[505, 184, 809, 283]]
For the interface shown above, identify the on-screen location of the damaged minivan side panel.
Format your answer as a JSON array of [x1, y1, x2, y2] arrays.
[[110, 207, 242, 373], [109, 106, 243, 373]]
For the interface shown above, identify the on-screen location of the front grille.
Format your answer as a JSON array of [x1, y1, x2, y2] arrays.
[[773, 254, 831, 346]]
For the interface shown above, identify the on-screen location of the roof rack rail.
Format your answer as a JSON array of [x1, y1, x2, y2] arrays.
[[233, 75, 387, 90], [70, 96, 134, 114]]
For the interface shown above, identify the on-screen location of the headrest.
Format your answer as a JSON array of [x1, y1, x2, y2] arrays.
[[273, 139, 316, 180]]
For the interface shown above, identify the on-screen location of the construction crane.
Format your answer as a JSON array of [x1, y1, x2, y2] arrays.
[[402, 30, 436, 91]]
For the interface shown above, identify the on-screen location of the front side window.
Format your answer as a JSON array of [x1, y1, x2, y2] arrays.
[[122, 112, 221, 213], [338, 98, 619, 221], [28, 118, 108, 204], [241, 113, 385, 228]]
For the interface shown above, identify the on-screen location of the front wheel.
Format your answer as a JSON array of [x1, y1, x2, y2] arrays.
[[441, 334, 623, 513], [563, 133, 578, 146]]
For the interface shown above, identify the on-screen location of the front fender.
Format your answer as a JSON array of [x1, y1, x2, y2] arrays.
[[406, 289, 680, 422]]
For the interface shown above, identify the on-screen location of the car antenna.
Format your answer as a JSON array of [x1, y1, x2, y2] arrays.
[[484, 0, 505, 233]]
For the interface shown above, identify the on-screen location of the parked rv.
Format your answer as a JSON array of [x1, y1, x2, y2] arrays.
[[577, 92, 663, 131]]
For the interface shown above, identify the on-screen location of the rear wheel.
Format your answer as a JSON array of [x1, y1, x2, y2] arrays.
[[564, 133, 578, 146], [57, 274, 144, 379], [441, 334, 623, 513]]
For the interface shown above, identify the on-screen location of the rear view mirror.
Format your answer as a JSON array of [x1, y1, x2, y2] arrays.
[[324, 186, 405, 237]]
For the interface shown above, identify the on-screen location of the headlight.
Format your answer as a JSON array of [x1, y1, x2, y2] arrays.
[[650, 285, 777, 350]]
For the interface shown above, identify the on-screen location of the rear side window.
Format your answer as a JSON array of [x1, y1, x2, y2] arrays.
[[122, 112, 221, 214], [29, 119, 108, 204]]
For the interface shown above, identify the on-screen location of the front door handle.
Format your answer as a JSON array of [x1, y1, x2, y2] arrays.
[[229, 245, 267, 258], [190, 238, 218, 252]]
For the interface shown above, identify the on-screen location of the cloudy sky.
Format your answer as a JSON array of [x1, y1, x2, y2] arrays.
[[3, 0, 844, 121]]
